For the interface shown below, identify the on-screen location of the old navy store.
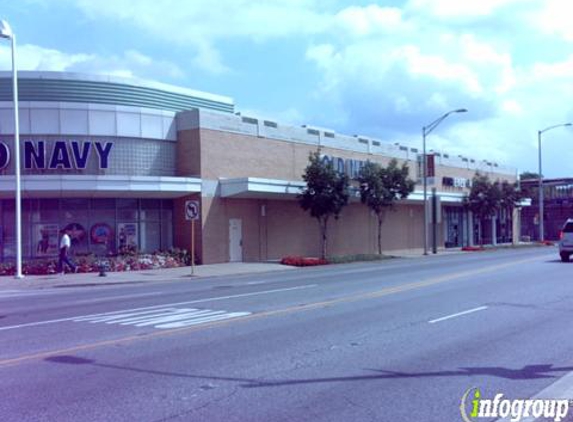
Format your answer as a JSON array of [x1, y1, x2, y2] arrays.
[[0, 197, 174, 260], [0, 135, 180, 259]]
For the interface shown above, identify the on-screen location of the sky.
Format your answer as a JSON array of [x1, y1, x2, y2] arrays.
[[2, 0, 573, 177]]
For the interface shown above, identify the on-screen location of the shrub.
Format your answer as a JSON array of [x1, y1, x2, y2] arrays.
[[461, 246, 485, 252], [280, 256, 329, 267], [0, 249, 192, 277], [327, 254, 391, 264]]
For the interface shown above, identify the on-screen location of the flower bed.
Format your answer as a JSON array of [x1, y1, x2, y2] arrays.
[[461, 246, 486, 252], [0, 248, 191, 276], [280, 256, 329, 267]]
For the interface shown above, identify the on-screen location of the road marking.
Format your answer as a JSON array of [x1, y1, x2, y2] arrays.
[[0, 290, 59, 298], [0, 254, 544, 368], [0, 284, 316, 332], [74, 307, 250, 329], [428, 306, 488, 324]]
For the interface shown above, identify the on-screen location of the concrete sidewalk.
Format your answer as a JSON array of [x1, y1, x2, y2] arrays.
[[0, 249, 453, 290], [0, 243, 543, 290], [0, 262, 299, 290]]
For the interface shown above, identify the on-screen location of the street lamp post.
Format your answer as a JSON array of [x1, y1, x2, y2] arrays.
[[0, 20, 23, 279], [422, 108, 467, 255], [538, 123, 572, 242]]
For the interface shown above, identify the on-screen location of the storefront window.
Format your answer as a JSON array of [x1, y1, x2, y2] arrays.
[[62, 199, 89, 222], [2, 201, 15, 260], [1, 197, 174, 260], [35, 199, 59, 222], [117, 198, 138, 220], [445, 207, 466, 248], [141, 199, 160, 220], [91, 198, 116, 210], [161, 200, 174, 250], [117, 222, 138, 253], [33, 223, 59, 258], [141, 221, 161, 253]]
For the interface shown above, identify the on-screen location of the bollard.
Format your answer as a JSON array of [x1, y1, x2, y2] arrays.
[[98, 259, 107, 277]]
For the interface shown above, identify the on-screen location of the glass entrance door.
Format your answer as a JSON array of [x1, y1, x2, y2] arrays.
[[445, 207, 465, 248]]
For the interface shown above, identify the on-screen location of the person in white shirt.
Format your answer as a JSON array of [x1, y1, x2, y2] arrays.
[[58, 229, 77, 274]]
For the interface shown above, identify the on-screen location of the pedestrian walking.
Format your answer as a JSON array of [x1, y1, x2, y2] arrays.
[[58, 229, 77, 274]]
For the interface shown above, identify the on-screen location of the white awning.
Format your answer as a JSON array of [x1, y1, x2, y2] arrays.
[[220, 177, 305, 199], [0, 175, 201, 198], [219, 178, 468, 204]]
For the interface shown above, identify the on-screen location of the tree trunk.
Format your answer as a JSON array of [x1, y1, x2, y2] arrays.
[[318, 216, 329, 259], [376, 210, 386, 255]]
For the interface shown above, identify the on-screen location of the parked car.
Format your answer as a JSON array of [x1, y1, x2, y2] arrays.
[[558, 219, 573, 262]]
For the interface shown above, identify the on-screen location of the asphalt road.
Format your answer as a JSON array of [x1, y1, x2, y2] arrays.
[[1, 247, 572, 422]]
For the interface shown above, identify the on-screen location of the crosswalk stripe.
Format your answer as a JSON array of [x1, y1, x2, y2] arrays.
[[157, 312, 251, 329], [72, 306, 250, 330], [78, 309, 179, 323], [131, 310, 224, 327]]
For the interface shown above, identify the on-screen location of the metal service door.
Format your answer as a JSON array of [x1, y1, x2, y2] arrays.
[[229, 218, 243, 262]]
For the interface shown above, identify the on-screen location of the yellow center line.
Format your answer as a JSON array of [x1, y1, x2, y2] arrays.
[[0, 254, 544, 368]]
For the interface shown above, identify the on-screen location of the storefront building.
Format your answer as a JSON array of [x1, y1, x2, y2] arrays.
[[0, 71, 518, 264], [520, 177, 573, 241]]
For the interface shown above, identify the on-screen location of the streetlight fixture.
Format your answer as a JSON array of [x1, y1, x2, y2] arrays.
[[422, 108, 467, 255], [538, 122, 572, 242], [0, 19, 23, 279]]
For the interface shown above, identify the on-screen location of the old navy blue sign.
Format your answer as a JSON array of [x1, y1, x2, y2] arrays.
[[0, 141, 113, 170], [321, 154, 367, 179]]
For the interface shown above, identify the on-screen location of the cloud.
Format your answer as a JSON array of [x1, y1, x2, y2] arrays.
[[334, 5, 408, 37], [7, 0, 573, 176], [526, 0, 573, 42], [299, 1, 573, 176], [0, 44, 184, 79], [62, 0, 331, 74]]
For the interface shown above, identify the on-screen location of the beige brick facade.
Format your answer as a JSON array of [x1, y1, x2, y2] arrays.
[[174, 110, 516, 263]]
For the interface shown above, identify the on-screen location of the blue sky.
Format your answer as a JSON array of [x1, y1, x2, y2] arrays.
[[2, 0, 573, 177]]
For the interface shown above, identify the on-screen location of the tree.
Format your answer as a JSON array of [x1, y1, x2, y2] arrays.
[[298, 152, 349, 259], [357, 159, 415, 255], [518, 171, 539, 198], [519, 171, 540, 180], [464, 173, 501, 246], [499, 180, 523, 214]]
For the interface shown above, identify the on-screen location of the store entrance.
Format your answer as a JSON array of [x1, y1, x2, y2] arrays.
[[444, 207, 467, 248], [229, 218, 243, 262]]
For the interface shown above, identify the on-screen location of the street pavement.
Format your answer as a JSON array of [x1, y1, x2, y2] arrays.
[[0, 246, 570, 422], [0, 244, 517, 290]]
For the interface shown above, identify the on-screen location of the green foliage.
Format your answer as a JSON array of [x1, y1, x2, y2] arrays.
[[357, 159, 415, 254], [327, 254, 393, 264], [464, 173, 501, 221], [499, 180, 523, 212], [299, 152, 349, 220], [464, 174, 524, 246], [519, 171, 540, 180], [298, 151, 350, 258], [357, 159, 415, 212]]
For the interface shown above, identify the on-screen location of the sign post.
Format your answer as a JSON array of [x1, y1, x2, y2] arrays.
[[185, 200, 200, 275]]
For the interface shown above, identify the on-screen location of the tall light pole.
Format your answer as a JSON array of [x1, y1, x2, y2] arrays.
[[422, 108, 467, 255], [0, 20, 23, 279], [538, 123, 572, 242]]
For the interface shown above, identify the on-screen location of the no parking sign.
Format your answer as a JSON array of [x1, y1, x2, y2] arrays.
[[185, 200, 200, 221], [185, 200, 200, 275]]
